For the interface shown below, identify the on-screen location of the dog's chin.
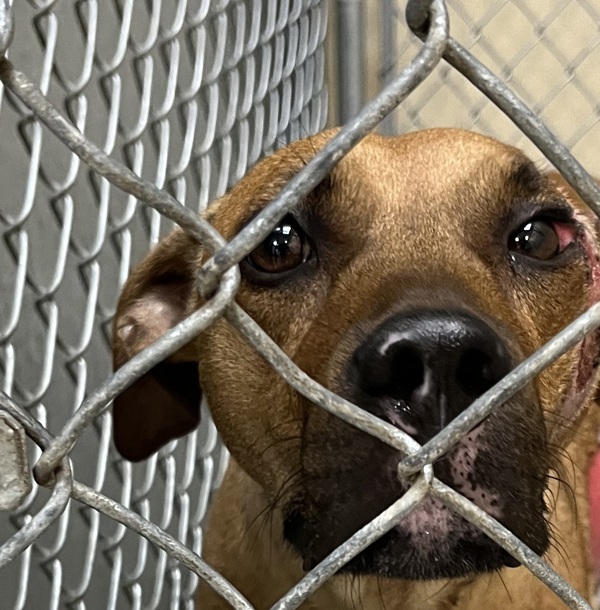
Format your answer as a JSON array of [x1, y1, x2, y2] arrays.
[[337, 529, 521, 580], [284, 501, 547, 580]]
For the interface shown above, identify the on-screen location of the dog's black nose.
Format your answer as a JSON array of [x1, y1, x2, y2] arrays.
[[353, 310, 512, 443]]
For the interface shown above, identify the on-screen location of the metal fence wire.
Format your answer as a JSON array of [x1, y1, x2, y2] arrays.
[[0, 0, 600, 609], [0, 0, 327, 607]]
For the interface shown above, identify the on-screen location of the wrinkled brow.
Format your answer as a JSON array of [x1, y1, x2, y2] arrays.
[[507, 158, 545, 195]]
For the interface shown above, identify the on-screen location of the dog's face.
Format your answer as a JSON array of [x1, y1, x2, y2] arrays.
[[112, 129, 600, 581]]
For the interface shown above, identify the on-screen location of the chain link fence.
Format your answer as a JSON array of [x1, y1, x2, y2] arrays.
[[0, 0, 599, 609], [374, 0, 600, 171], [0, 0, 326, 607]]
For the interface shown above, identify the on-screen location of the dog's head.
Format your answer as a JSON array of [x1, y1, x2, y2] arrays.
[[112, 129, 600, 580]]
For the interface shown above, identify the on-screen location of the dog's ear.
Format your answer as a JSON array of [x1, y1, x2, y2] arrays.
[[112, 229, 202, 462]]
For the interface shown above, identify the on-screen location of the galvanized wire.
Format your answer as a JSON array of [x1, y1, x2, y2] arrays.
[[0, 0, 599, 609], [0, 0, 13, 57], [0, 394, 73, 572], [377, 0, 600, 173], [432, 480, 592, 610], [0, 391, 253, 608], [197, 0, 448, 294], [0, 1, 327, 607]]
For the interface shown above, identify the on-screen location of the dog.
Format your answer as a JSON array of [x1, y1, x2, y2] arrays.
[[111, 128, 600, 609]]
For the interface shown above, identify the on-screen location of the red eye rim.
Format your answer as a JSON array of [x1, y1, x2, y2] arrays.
[[552, 220, 578, 251]]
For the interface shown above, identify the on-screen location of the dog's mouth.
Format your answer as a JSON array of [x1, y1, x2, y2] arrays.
[[285, 393, 550, 579], [339, 503, 522, 579], [284, 512, 521, 580], [383, 405, 503, 517], [285, 468, 526, 579]]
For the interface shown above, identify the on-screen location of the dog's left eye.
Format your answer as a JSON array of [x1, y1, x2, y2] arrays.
[[508, 217, 575, 261], [246, 216, 312, 274]]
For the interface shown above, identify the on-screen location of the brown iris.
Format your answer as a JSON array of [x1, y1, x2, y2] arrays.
[[247, 216, 311, 274], [508, 219, 561, 260]]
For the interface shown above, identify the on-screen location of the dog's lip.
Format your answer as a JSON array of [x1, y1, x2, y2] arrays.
[[298, 487, 526, 573], [326, 522, 523, 577], [292, 425, 544, 576], [383, 398, 419, 436], [380, 417, 504, 522], [302, 537, 520, 573]]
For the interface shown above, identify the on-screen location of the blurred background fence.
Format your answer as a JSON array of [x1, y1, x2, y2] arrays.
[[329, 0, 600, 172]]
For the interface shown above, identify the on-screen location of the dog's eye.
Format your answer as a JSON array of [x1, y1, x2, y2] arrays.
[[246, 216, 311, 274], [508, 218, 575, 261]]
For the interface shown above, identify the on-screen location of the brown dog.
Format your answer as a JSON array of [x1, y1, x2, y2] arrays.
[[112, 129, 600, 609]]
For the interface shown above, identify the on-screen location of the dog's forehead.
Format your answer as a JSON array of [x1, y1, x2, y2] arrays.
[[330, 129, 536, 224]]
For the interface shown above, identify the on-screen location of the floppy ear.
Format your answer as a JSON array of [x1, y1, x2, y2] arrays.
[[112, 229, 202, 462]]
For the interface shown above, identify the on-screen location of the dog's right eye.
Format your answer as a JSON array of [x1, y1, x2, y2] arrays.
[[245, 215, 312, 276]]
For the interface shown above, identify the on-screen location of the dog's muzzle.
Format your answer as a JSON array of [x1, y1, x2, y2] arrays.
[[290, 307, 549, 578]]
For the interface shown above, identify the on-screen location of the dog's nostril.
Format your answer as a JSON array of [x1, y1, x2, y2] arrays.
[[392, 346, 425, 400], [456, 348, 502, 397]]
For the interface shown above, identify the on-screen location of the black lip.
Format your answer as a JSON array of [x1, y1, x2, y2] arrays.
[[326, 528, 521, 579], [283, 444, 546, 579], [285, 500, 528, 578], [289, 351, 548, 579]]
